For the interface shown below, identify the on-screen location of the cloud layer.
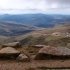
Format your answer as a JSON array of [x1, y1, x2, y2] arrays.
[[0, 0, 70, 14]]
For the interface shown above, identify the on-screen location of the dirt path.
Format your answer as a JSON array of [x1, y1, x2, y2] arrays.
[[0, 60, 70, 70]]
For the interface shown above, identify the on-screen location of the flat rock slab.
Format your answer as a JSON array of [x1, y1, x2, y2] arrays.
[[35, 46, 70, 60], [39, 46, 70, 56], [0, 47, 20, 59], [2, 42, 21, 48]]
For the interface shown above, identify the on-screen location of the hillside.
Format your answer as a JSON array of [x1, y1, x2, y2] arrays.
[[0, 14, 70, 46], [0, 21, 37, 36], [0, 14, 70, 28], [1, 24, 70, 46]]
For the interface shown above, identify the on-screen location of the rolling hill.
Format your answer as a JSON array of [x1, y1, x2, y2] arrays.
[[1, 24, 70, 46], [0, 14, 70, 28], [0, 14, 70, 46], [0, 21, 37, 36]]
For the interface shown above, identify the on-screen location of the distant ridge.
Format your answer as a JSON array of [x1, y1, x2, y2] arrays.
[[0, 21, 36, 36], [0, 14, 70, 28]]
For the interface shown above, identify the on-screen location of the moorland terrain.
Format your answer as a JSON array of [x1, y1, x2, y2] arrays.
[[0, 14, 70, 70]]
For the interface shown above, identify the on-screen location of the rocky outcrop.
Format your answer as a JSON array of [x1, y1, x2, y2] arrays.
[[16, 54, 30, 61], [2, 42, 21, 48], [0, 42, 31, 61], [35, 46, 70, 60], [0, 47, 20, 59]]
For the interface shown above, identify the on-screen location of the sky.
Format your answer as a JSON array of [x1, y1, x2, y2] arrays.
[[0, 0, 70, 14]]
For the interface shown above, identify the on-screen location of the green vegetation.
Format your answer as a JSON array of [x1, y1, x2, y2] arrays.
[[19, 35, 70, 47], [48, 37, 70, 46], [1, 32, 70, 47]]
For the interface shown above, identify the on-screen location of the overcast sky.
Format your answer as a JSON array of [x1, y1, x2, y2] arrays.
[[0, 0, 70, 14]]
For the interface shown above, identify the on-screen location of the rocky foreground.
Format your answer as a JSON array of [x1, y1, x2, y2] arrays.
[[0, 60, 70, 70], [0, 42, 70, 70]]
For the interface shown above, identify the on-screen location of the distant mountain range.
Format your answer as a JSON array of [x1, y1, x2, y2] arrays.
[[0, 14, 70, 28], [0, 14, 70, 37]]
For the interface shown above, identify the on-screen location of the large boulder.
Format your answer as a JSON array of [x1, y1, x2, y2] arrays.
[[16, 54, 30, 61], [2, 42, 21, 48], [0, 47, 20, 59], [35, 46, 70, 60]]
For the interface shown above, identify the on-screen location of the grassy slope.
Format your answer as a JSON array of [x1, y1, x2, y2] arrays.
[[1, 24, 70, 47], [0, 24, 70, 57]]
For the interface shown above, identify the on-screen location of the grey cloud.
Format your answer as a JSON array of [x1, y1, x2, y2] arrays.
[[45, 0, 70, 4], [0, 0, 70, 14], [44, 0, 70, 8]]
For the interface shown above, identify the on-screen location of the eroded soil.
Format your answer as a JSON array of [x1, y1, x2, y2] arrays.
[[0, 60, 70, 70]]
